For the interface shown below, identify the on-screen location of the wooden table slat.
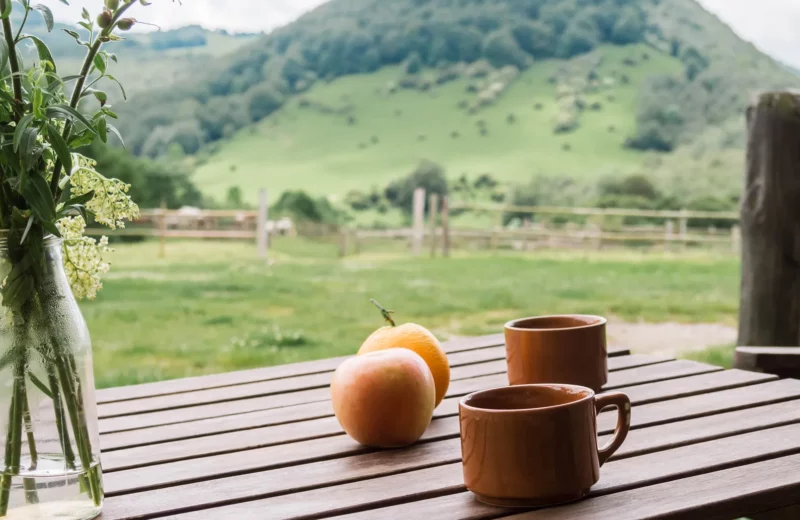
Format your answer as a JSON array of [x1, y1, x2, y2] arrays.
[[337, 454, 800, 520], [100, 360, 720, 467], [101, 399, 800, 519], [141, 423, 800, 520], [95, 334, 508, 404], [99, 354, 676, 434], [100, 368, 769, 453], [102, 372, 784, 492]]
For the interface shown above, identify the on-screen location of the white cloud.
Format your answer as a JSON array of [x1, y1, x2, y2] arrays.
[[48, 0, 328, 33], [46, 0, 800, 68], [696, 0, 800, 68]]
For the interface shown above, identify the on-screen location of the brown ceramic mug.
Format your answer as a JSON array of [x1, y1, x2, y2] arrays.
[[505, 315, 608, 392], [459, 384, 631, 507]]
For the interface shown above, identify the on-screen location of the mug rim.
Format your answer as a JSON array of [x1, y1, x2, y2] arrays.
[[459, 384, 595, 414], [504, 314, 607, 332]]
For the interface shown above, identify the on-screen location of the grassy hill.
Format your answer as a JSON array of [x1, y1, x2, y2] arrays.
[[116, 0, 799, 210], [193, 43, 681, 202]]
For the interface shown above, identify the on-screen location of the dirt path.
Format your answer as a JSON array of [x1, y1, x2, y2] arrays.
[[607, 321, 737, 357]]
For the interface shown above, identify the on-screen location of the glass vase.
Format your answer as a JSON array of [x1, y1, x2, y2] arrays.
[[0, 235, 103, 520]]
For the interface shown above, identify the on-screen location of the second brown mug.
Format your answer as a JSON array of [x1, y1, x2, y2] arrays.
[[505, 315, 608, 392]]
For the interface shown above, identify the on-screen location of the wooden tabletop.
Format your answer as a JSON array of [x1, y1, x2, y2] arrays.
[[95, 335, 800, 520]]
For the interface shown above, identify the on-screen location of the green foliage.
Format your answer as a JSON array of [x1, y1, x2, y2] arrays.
[[385, 159, 448, 215], [120, 0, 658, 156], [85, 143, 202, 210], [627, 76, 685, 152], [484, 31, 530, 69], [273, 190, 345, 225]]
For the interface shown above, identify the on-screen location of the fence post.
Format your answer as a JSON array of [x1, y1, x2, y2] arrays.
[[679, 209, 688, 250], [412, 188, 426, 256], [429, 193, 439, 258], [158, 199, 167, 259], [665, 220, 674, 252], [257, 188, 268, 260], [441, 196, 451, 258], [731, 225, 741, 253], [353, 230, 361, 255], [339, 230, 349, 258]]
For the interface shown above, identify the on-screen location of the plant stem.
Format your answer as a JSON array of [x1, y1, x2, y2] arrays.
[[47, 366, 76, 470], [49, 1, 138, 198], [13, 7, 28, 42], [0, 11, 22, 112], [370, 299, 396, 327], [55, 353, 101, 506], [0, 356, 25, 516], [20, 386, 39, 505]]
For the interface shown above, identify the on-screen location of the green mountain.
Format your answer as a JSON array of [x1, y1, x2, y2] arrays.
[[15, 9, 257, 98], [116, 0, 798, 207]]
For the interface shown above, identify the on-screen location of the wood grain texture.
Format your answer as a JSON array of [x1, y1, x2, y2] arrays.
[[99, 354, 671, 436], [101, 399, 800, 519], [736, 346, 800, 378], [738, 91, 800, 347], [336, 424, 800, 520], [597, 378, 800, 432], [100, 354, 673, 446], [357, 454, 800, 520], [146, 423, 800, 520], [96, 334, 509, 404], [103, 374, 786, 494]]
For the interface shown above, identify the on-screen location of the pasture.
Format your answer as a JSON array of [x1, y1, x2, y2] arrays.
[[83, 238, 739, 388]]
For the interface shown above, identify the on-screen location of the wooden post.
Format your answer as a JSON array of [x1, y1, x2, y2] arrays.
[[353, 230, 361, 255], [731, 225, 741, 253], [679, 209, 688, 250], [412, 188, 426, 256], [158, 199, 167, 259], [257, 189, 268, 260], [738, 91, 800, 347], [339, 230, 349, 258], [441, 196, 451, 258], [428, 193, 439, 258], [665, 220, 674, 252]]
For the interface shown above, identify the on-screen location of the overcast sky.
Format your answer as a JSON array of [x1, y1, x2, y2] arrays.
[[49, 0, 800, 68]]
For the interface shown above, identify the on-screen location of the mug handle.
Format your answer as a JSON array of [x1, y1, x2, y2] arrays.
[[594, 392, 631, 466]]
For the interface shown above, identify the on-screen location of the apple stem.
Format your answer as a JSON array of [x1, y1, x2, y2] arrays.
[[370, 299, 396, 327]]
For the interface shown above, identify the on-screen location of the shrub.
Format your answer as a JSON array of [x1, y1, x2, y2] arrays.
[[371, 135, 380, 144], [405, 52, 422, 75], [484, 31, 531, 69], [384, 160, 448, 214], [507, 113, 517, 124], [247, 84, 285, 122], [562, 142, 572, 151], [474, 173, 499, 189], [534, 102, 543, 110], [451, 131, 460, 139], [273, 190, 345, 225]]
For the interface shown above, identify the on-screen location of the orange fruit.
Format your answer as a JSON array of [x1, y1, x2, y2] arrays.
[[358, 300, 450, 407]]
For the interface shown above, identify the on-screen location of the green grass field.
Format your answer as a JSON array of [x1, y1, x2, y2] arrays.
[[192, 44, 683, 204], [83, 238, 739, 388]]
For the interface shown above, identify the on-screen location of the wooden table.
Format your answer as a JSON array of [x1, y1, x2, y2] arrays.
[[96, 335, 800, 520]]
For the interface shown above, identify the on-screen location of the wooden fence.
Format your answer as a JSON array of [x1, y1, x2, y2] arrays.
[[343, 189, 742, 257]]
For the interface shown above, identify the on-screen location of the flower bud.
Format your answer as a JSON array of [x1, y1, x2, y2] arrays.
[[97, 10, 113, 29], [116, 18, 135, 31], [105, 0, 120, 10]]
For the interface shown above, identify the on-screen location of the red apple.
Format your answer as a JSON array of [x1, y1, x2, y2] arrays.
[[331, 348, 436, 448]]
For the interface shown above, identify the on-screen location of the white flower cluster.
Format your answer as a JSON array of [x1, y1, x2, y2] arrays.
[[69, 154, 140, 229], [56, 216, 112, 301]]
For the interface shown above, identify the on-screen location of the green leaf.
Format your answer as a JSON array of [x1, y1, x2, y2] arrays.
[[93, 53, 106, 74], [106, 74, 126, 100], [32, 88, 43, 117], [46, 104, 99, 136], [93, 90, 107, 107], [20, 35, 57, 77], [46, 123, 72, 175], [1, 0, 12, 20], [21, 171, 58, 234], [28, 372, 54, 399], [13, 113, 35, 152], [0, 37, 8, 72], [32, 4, 54, 32], [61, 190, 94, 208], [81, 7, 89, 21], [106, 122, 125, 147], [97, 116, 107, 142], [77, 21, 92, 32]]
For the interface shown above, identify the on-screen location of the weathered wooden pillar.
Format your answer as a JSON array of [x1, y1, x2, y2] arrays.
[[411, 188, 426, 256], [428, 193, 439, 258], [441, 196, 451, 258], [738, 91, 800, 347]]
